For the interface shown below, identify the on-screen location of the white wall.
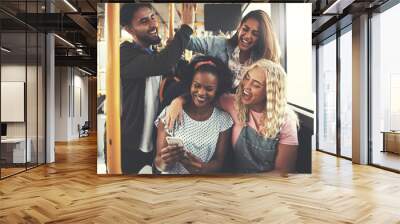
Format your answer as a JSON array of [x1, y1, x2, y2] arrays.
[[1, 65, 41, 138], [286, 3, 313, 112], [1, 65, 26, 139], [72, 72, 89, 138], [1, 63, 46, 163], [243, 3, 271, 16], [54, 67, 89, 141], [55, 66, 69, 141], [1, 64, 26, 81]]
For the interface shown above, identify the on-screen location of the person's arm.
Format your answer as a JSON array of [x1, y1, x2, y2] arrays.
[[121, 4, 195, 79], [161, 80, 187, 109], [186, 36, 226, 56], [121, 25, 193, 79], [217, 93, 235, 112], [274, 144, 298, 175], [165, 93, 234, 129], [181, 128, 231, 174], [154, 121, 184, 172], [273, 110, 299, 175], [165, 95, 186, 129]]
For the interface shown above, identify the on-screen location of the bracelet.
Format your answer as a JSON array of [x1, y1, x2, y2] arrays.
[[152, 161, 164, 173]]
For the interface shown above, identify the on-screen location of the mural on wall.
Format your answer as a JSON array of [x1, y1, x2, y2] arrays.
[[97, 3, 313, 175]]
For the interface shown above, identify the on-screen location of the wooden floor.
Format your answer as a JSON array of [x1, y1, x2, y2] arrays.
[[1, 135, 400, 223], [1, 167, 26, 178], [1, 163, 45, 178]]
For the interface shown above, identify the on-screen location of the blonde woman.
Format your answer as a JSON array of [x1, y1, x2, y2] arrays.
[[166, 59, 298, 174]]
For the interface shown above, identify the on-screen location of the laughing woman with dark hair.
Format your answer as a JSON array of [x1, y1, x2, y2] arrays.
[[154, 56, 234, 174], [187, 10, 281, 87]]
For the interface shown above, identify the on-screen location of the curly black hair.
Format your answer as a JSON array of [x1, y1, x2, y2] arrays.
[[120, 3, 152, 27], [181, 55, 234, 101]]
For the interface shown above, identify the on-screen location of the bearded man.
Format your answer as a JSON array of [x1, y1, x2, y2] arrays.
[[120, 3, 194, 173]]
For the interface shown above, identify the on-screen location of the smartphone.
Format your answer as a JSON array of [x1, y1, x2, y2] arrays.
[[166, 136, 184, 147]]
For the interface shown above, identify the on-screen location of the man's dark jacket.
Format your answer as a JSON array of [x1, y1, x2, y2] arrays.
[[120, 25, 193, 173]]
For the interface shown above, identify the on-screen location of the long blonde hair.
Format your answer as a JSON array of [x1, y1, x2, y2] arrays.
[[235, 59, 293, 138]]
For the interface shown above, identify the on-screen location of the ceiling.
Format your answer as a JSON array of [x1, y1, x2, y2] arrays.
[[311, 0, 390, 43], [0, 0, 97, 73]]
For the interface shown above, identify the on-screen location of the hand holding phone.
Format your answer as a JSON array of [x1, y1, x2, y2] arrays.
[[166, 136, 184, 147], [158, 137, 185, 168]]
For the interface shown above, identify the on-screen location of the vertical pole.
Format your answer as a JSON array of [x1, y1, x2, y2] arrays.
[[25, 1, 28, 171], [367, 11, 372, 165], [46, 0, 56, 164], [336, 29, 341, 157], [316, 45, 319, 150], [169, 3, 175, 39], [105, 3, 121, 174], [352, 14, 369, 164], [0, 17, 2, 179]]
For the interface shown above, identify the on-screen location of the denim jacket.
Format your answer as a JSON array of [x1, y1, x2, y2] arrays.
[[186, 36, 234, 63]]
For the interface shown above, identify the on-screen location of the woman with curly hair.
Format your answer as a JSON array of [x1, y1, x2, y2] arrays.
[[154, 56, 234, 174], [166, 59, 298, 174]]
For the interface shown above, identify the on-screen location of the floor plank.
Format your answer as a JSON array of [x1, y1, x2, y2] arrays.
[[1, 134, 399, 223]]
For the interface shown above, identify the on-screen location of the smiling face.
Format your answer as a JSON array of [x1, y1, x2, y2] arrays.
[[240, 66, 266, 108], [126, 6, 161, 47], [237, 18, 260, 53], [190, 72, 218, 108]]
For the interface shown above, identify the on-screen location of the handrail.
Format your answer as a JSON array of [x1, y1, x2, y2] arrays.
[[288, 102, 314, 114]]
